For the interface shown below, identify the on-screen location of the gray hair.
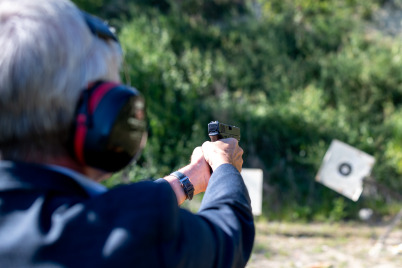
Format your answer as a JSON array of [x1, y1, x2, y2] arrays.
[[0, 0, 123, 160]]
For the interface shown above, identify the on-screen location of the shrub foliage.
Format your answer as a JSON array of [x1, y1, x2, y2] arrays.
[[73, 0, 402, 220]]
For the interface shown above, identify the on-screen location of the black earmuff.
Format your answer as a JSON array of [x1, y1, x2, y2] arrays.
[[69, 11, 147, 172], [71, 81, 147, 172]]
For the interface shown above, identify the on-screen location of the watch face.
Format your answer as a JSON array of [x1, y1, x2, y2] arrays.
[[171, 172, 194, 200], [180, 177, 194, 200]]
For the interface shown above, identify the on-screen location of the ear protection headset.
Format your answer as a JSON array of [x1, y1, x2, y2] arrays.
[[69, 11, 147, 172]]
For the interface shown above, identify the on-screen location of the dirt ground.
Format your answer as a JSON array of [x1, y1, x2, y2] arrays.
[[247, 221, 402, 268]]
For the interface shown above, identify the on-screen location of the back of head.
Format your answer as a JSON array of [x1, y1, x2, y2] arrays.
[[0, 0, 123, 160]]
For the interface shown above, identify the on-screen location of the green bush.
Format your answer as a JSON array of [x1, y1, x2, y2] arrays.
[[74, 0, 401, 221]]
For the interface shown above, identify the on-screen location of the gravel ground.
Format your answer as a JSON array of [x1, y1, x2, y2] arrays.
[[247, 221, 402, 268]]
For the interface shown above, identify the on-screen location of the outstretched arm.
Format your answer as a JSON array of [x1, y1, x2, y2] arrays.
[[162, 138, 243, 205], [163, 147, 210, 205]]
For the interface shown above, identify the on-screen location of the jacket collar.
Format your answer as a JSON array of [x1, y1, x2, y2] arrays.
[[0, 161, 90, 197]]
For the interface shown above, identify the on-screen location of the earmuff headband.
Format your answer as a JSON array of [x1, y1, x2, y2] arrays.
[[70, 11, 147, 172], [81, 11, 118, 42]]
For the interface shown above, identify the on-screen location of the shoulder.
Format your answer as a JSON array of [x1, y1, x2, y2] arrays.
[[48, 180, 180, 263], [89, 179, 177, 216]]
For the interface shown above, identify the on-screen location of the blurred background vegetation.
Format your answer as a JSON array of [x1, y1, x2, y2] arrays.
[[73, 0, 402, 222]]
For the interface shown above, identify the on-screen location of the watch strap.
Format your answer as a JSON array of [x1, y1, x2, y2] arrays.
[[170, 171, 194, 200]]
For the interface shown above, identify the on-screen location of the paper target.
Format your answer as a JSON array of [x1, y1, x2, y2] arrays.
[[315, 140, 375, 201], [241, 168, 263, 216]]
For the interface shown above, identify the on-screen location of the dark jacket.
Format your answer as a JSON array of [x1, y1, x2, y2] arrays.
[[0, 161, 254, 268]]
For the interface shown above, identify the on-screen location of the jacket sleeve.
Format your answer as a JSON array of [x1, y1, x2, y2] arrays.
[[157, 164, 255, 268]]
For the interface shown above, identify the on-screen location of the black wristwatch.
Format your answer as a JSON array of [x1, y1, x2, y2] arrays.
[[170, 171, 194, 200]]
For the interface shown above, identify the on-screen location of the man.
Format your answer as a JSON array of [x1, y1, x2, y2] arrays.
[[0, 0, 255, 267]]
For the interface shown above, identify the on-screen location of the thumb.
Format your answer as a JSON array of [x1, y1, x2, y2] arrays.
[[191, 146, 203, 163]]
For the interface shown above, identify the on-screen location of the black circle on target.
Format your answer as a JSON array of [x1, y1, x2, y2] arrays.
[[338, 163, 352, 176]]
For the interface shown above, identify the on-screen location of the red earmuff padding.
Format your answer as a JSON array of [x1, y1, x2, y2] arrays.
[[74, 114, 88, 164]]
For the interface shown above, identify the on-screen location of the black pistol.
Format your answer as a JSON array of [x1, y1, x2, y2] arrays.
[[208, 121, 240, 142]]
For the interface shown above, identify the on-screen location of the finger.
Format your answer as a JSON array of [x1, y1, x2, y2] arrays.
[[202, 141, 211, 150], [219, 137, 237, 143], [191, 146, 204, 162], [193, 146, 203, 156], [201, 141, 213, 163]]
